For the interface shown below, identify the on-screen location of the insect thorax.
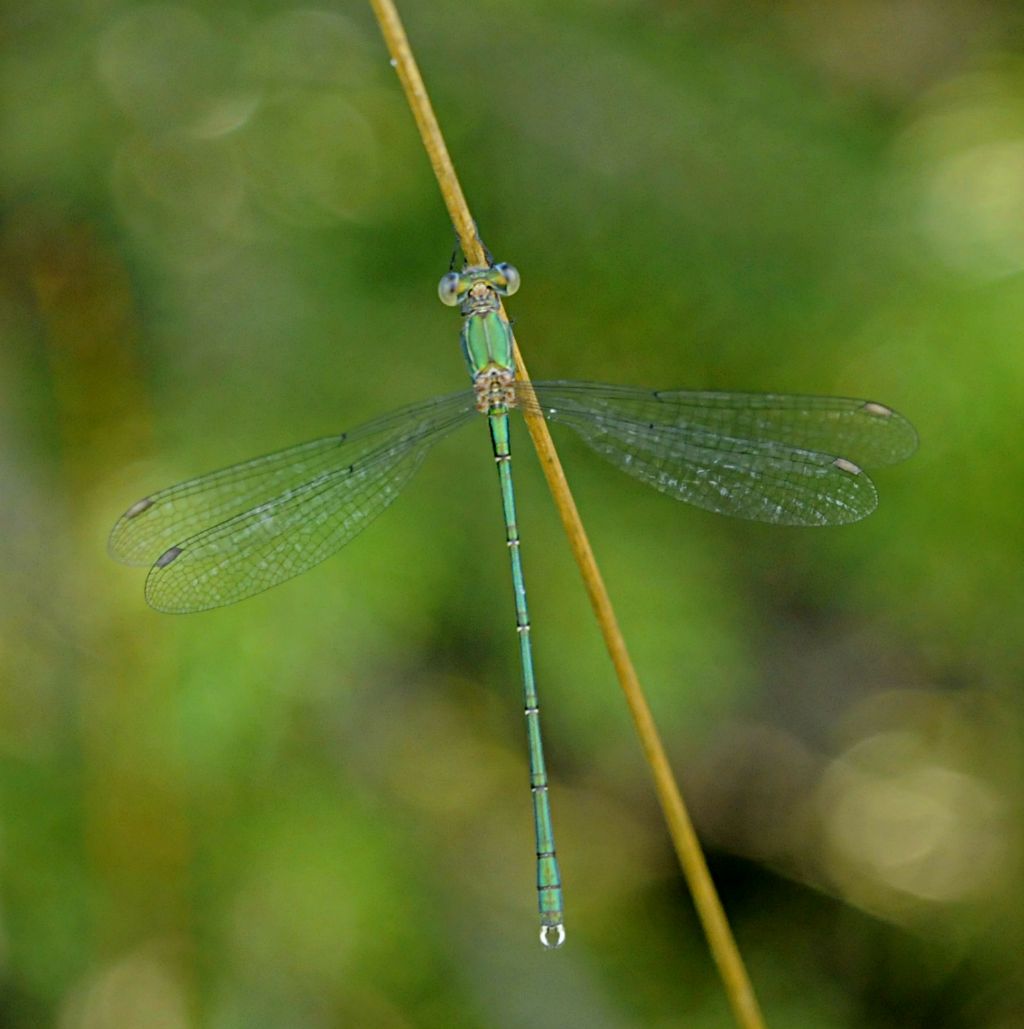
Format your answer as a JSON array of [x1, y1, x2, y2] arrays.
[[474, 367, 517, 413]]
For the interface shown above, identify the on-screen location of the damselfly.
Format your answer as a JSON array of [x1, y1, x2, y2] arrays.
[[110, 262, 917, 947]]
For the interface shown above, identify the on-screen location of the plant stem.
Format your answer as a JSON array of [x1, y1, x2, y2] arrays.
[[369, 4, 768, 1027]]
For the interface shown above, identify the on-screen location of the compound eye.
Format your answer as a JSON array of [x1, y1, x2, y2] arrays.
[[438, 272, 461, 306], [494, 262, 520, 296]]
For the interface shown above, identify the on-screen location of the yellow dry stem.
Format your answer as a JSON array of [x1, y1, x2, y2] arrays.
[[369, 4, 768, 1027]]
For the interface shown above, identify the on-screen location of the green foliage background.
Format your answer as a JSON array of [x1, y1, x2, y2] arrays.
[[2, 2, 1022, 1026]]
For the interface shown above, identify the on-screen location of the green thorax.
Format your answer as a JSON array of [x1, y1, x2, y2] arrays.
[[437, 263, 520, 380], [462, 307, 514, 378]]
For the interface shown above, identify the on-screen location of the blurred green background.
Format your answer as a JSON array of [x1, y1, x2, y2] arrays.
[[2, 1, 1023, 1026]]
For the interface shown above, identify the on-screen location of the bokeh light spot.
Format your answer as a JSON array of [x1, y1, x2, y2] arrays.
[[241, 92, 382, 226], [96, 5, 230, 130], [59, 945, 190, 1029], [111, 132, 247, 263], [921, 137, 1024, 277], [242, 9, 375, 90], [819, 726, 1009, 912], [893, 59, 1024, 278]]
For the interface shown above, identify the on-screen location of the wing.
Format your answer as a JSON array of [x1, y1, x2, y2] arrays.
[[521, 382, 917, 526], [109, 390, 477, 612]]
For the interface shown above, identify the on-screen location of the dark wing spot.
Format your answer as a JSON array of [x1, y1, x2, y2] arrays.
[[155, 545, 183, 568]]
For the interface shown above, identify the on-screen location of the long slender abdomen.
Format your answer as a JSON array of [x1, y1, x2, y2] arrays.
[[486, 408, 565, 945]]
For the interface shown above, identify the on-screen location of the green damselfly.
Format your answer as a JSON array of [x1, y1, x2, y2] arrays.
[[110, 262, 917, 947]]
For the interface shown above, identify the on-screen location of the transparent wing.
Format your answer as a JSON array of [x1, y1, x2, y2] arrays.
[[110, 390, 477, 612], [521, 381, 917, 526]]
